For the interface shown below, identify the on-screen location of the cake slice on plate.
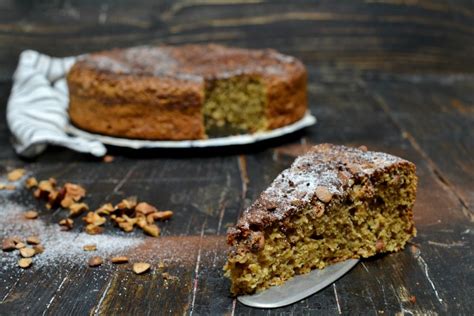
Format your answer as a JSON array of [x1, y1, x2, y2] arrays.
[[224, 144, 417, 295]]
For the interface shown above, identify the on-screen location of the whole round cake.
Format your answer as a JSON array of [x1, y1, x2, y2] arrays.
[[67, 44, 307, 140]]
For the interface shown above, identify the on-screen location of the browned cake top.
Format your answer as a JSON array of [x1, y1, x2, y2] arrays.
[[228, 144, 414, 244], [76, 44, 305, 82]]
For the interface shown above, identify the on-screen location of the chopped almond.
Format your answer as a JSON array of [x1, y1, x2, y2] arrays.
[[83, 212, 106, 226], [26, 236, 40, 245], [2, 238, 17, 251], [15, 242, 26, 249], [143, 224, 160, 237], [96, 203, 115, 215], [24, 210, 39, 220], [133, 262, 150, 274], [83, 244, 97, 251], [103, 155, 114, 163], [135, 202, 158, 215], [116, 196, 137, 210], [148, 210, 174, 222], [85, 224, 103, 235], [88, 256, 103, 267], [59, 218, 74, 231], [111, 256, 129, 264], [20, 247, 36, 258], [69, 202, 89, 217], [25, 177, 38, 189], [8, 168, 25, 181], [33, 244, 44, 254], [18, 258, 33, 269]]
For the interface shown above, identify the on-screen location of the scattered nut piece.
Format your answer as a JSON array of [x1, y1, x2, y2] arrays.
[[148, 210, 174, 222], [18, 258, 33, 269], [59, 218, 74, 231], [85, 224, 103, 235], [15, 242, 26, 249], [161, 272, 178, 281], [135, 202, 158, 215], [88, 256, 103, 267], [8, 168, 26, 181], [2, 238, 17, 251], [63, 183, 86, 201], [376, 239, 385, 252], [20, 247, 36, 258], [116, 196, 138, 210], [103, 155, 114, 163], [83, 212, 106, 226], [25, 177, 38, 189], [83, 244, 97, 251], [142, 224, 160, 237], [315, 186, 333, 203], [111, 256, 129, 264], [26, 236, 40, 245], [96, 203, 115, 215], [33, 244, 44, 254], [118, 222, 134, 232], [69, 203, 89, 217], [132, 262, 150, 274]]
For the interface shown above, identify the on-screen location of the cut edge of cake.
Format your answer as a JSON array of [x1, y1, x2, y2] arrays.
[[224, 144, 417, 295]]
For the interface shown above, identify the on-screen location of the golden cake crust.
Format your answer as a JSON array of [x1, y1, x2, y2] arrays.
[[67, 44, 307, 140]]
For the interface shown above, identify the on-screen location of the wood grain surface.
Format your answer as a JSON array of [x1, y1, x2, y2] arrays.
[[0, 0, 473, 315]]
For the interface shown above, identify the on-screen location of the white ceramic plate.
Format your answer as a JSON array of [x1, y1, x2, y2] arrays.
[[66, 112, 316, 149]]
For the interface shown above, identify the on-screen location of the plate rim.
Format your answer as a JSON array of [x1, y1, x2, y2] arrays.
[[65, 112, 316, 149]]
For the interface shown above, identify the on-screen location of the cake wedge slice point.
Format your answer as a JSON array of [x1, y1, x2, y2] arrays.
[[224, 144, 417, 295]]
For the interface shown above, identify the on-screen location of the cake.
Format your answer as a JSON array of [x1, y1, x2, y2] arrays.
[[67, 44, 307, 140], [224, 144, 417, 295]]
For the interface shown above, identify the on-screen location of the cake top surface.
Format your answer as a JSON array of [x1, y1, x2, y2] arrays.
[[76, 44, 305, 82], [228, 144, 413, 243]]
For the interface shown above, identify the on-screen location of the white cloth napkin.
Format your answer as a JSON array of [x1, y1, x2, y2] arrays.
[[6, 50, 107, 158]]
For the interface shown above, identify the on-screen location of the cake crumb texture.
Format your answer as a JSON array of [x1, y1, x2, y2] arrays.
[[225, 144, 417, 295]]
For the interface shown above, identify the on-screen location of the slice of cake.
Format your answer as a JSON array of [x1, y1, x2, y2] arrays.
[[67, 44, 307, 140], [224, 144, 417, 295]]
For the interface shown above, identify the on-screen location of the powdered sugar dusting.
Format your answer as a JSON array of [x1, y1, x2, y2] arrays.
[[0, 196, 141, 271], [232, 144, 409, 235]]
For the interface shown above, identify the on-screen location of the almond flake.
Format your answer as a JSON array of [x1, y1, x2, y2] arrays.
[[18, 258, 33, 269], [111, 256, 129, 264], [15, 242, 26, 249], [20, 247, 36, 258], [26, 236, 40, 245], [133, 262, 150, 274], [83, 244, 97, 251], [88, 256, 103, 267], [8, 168, 25, 181]]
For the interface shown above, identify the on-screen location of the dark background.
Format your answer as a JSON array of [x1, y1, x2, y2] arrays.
[[0, 1, 473, 315]]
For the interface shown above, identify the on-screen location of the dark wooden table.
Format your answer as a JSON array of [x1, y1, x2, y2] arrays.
[[0, 1, 473, 315]]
